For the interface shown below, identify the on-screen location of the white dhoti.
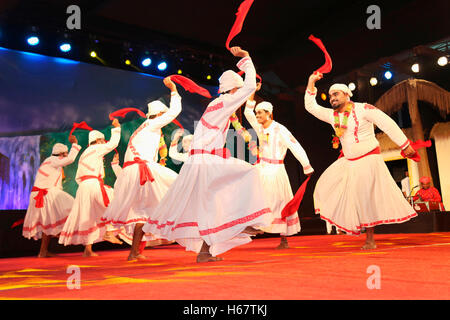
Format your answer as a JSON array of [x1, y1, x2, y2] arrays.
[[314, 154, 417, 235], [23, 188, 74, 240]]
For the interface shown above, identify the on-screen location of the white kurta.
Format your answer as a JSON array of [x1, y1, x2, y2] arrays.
[[59, 127, 121, 245], [102, 94, 180, 235], [304, 89, 417, 234], [142, 56, 272, 257], [23, 143, 81, 240], [244, 102, 313, 235]]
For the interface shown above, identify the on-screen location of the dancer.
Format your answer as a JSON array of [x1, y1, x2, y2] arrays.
[[58, 119, 121, 256], [102, 77, 181, 261], [243, 85, 314, 248], [305, 71, 417, 249], [142, 46, 272, 263], [22, 135, 81, 257]]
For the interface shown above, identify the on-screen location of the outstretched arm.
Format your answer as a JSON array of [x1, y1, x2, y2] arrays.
[[304, 72, 333, 124], [279, 127, 314, 176]]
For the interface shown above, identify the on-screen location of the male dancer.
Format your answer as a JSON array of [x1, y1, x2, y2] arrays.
[[23, 135, 81, 257], [305, 72, 417, 249]]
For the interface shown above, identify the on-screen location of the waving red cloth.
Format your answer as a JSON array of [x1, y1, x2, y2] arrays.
[[169, 75, 212, 98], [308, 34, 333, 74], [11, 218, 24, 229], [225, 0, 255, 50], [109, 108, 146, 120], [32, 186, 48, 208], [281, 176, 310, 221], [123, 157, 155, 185], [70, 121, 93, 136], [401, 140, 432, 162]]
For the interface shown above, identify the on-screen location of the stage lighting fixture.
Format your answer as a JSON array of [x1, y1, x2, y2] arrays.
[[90, 51, 97, 58], [370, 77, 378, 86], [59, 43, 71, 52], [206, 75, 212, 80], [411, 63, 419, 73], [157, 62, 167, 71], [384, 71, 393, 80], [348, 82, 356, 91], [141, 58, 152, 67], [437, 56, 448, 66], [177, 69, 183, 74], [27, 36, 39, 46], [320, 93, 327, 101], [125, 59, 131, 65]]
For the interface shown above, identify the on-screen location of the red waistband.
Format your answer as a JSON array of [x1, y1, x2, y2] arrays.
[[189, 148, 231, 159], [80, 175, 110, 207], [339, 146, 381, 161], [123, 157, 154, 185], [259, 157, 284, 164], [31, 186, 48, 208]]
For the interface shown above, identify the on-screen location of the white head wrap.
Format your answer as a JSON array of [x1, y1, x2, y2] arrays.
[[329, 83, 353, 97], [218, 70, 244, 93], [147, 100, 169, 117], [255, 101, 273, 114], [88, 130, 105, 144], [52, 143, 68, 155]]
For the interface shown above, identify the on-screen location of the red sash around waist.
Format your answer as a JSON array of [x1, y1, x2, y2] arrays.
[[257, 157, 284, 165], [338, 147, 381, 161], [80, 175, 110, 207], [123, 157, 154, 185], [189, 148, 231, 159], [31, 186, 48, 208]]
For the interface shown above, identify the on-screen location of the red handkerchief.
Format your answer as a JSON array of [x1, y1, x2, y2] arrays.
[[225, 0, 254, 50], [309, 34, 333, 74]]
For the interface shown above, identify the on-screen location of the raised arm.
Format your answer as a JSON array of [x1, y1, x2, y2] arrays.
[[148, 77, 182, 130], [304, 72, 333, 124], [279, 127, 314, 175], [99, 119, 121, 156]]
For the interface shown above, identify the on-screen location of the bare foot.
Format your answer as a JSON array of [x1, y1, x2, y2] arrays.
[[83, 251, 99, 257], [127, 253, 147, 261], [196, 252, 224, 263], [361, 242, 377, 250], [37, 252, 57, 258], [242, 226, 264, 235], [276, 241, 289, 249], [104, 233, 123, 245]]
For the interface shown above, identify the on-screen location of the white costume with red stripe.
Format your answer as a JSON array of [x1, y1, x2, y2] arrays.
[[142, 56, 272, 257], [304, 89, 416, 234], [59, 127, 121, 245], [102, 94, 180, 235], [244, 101, 313, 235], [23, 144, 81, 240]]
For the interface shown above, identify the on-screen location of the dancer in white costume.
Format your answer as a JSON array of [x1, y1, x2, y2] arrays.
[[102, 77, 180, 261], [305, 72, 417, 249], [142, 46, 272, 263], [244, 85, 314, 249], [59, 119, 121, 256], [23, 135, 81, 257]]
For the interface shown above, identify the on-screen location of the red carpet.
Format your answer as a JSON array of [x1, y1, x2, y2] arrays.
[[0, 233, 449, 300]]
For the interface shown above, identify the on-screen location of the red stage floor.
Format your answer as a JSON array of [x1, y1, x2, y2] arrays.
[[0, 233, 449, 300]]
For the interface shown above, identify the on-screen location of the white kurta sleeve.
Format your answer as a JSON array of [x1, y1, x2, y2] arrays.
[[279, 127, 314, 175], [99, 127, 121, 156], [50, 143, 81, 168], [243, 100, 260, 132], [148, 93, 182, 130], [304, 89, 334, 125], [363, 104, 410, 149], [169, 145, 188, 162]]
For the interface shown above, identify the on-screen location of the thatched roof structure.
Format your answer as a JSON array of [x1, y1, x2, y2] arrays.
[[430, 122, 450, 139], [375, 79, 450, 117], [376, 128, 414, 152]]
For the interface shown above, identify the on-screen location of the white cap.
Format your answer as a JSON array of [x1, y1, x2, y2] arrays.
[[88, 130, 105, 144], [329, 83, 353, 97], [147, 100, 169, 117], [255, 101, 273, 114], [218, 70, 244, 93], [52, 143, 68, 155]]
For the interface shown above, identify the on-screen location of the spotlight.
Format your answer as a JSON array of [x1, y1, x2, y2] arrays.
[[206, 75, 212, 80], [177, 69, 183, 74], [90, 51, 97, 58], [157, 61, 167, 71], [27, 36, 39, 46], [59, 43, 71, 52], [125, 59, 131, 65], [141, 58, 152, 67], [320, 93, 327, 101], [384, 71, 393, 80], [348, 82, 356, 91], [411, 63, 419, 73], [437, 56, 448, 66], [370, 77, 378, 86]]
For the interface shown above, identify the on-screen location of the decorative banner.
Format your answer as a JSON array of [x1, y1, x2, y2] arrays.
[[308, 34, 333, 74], [109, 108, 146, 120], [169, 75, 212, 98], [225, 0, 255, 50], [281, 176, 311, 221], [401, 139, 432, 162]]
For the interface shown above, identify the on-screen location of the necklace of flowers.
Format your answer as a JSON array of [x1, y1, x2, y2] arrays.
[[332, 102, 353, 148]]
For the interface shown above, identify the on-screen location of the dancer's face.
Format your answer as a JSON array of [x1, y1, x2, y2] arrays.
[[421, 182, 430, 190], [329, 90, 349, 109], [255, 110, 271, 124]]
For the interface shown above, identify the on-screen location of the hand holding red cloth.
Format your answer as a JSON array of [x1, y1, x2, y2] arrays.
[[401, 140, 432, 162], [169, 75, 212, 98], [281, 176, 311, 221], [225, 0, 255, 50], [308, 34, 333, 74]]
